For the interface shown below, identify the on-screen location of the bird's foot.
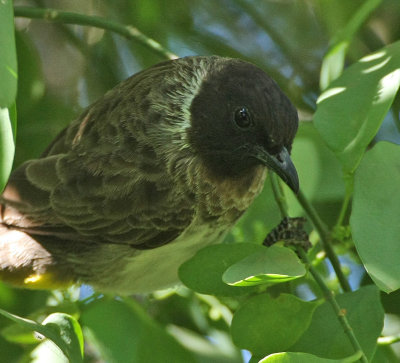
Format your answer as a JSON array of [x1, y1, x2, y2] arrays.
[[263, 217, 312, 251]]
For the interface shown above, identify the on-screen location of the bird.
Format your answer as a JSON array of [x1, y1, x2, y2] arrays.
[[0, 56, 299, 295]]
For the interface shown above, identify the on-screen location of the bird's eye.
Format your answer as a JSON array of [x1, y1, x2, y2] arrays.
[[234, 107, 252, 129]]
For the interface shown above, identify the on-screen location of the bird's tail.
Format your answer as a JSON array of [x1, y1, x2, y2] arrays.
[[0, 224, 72, 289]]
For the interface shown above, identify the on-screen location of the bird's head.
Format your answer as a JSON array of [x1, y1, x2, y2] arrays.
[[188, 58, 299, 193]]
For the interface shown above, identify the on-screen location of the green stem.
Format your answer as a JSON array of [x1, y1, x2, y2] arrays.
[[270, 174, 289, 217], [13, 6, 177, 60], [298, 249, 368, 363], [340, 351, 364, 363], [336, 174, 354, 228], [296, 190, 352, 292], [269, 174, 367, 362]]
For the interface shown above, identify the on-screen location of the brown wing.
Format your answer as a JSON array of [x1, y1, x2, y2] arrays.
[[1, 152, 194, 250], [1, 60, 196, 249]]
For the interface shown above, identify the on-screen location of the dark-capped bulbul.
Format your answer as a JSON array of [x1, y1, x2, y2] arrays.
[[0, 56, 299, 294]]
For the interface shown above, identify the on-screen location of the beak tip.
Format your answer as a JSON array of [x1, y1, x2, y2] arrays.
[[275, 148, 299, 194], [282, 168, 299, 194], [289, 178, 300, 194]]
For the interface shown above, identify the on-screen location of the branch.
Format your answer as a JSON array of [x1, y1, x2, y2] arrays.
[[335, 174, 354, 228], [13, 6, 178, 61], [271, 175, 351, 292], [297, 249, 368, 363], [269, 174, 368, 363], [296, 190, 352, 292], [270, 174, 289, 217]]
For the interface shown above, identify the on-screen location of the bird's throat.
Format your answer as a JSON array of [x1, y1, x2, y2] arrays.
[[193, 161, 267, 223]]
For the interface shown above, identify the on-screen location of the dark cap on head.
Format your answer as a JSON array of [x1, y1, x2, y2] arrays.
[[188, 57, 299, 193]]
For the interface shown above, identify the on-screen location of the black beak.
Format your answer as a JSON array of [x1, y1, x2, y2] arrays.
[[253, 146, 299, 194]]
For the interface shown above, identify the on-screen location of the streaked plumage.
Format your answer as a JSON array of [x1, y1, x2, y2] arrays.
[[0, 56, 299, 294]]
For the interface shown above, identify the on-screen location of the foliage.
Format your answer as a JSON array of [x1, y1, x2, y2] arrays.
[[1, 0, 400, 362], [0, 0, 16, 191]]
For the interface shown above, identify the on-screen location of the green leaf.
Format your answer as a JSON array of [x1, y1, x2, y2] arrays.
[[30, 340, 69, 363], [371, 345, 400, 363], [42, 313, 84, 362], [222, 245, 305, 287], [8, 103, 17, 143], [0, 0, 18, 107], [179, 243, 265, 296], [231, 293, 320, 356], [259, 351, 362, 363], [0, 107, 15, 192], [0, 309, 83, 362], [320, 0, 382, 90], [320, 42, 348, 91], [80, 298, 195, 363], [350, 142, 400, 292], [314, 41, 400, 174], [289, 285, 384, 360], [1, 321, 38, 344]]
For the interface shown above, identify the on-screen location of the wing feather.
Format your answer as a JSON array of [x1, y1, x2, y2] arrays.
[[1, 60, 196, 249]]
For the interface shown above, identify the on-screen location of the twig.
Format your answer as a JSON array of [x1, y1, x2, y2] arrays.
[[335, 174, 354, 228], [298, 249, 368, 363], [13, 6, 178, 60], [270, 174, 351, 291], [270, 174, 288, 217], [296, 190, 352, 292], [269, 174, 368, 363]]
